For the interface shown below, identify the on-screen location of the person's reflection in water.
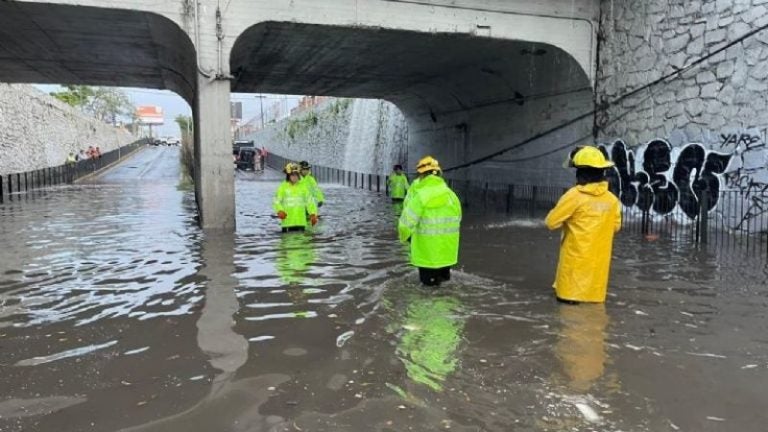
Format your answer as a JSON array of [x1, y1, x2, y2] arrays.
[[555, 303, 609, 393], [276, 232, 316, 303], [388, 290, 465, 392]]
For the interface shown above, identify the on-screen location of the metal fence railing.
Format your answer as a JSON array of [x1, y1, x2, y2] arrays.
[[0, 139, 147, 203], [266, 154, 768, 257]]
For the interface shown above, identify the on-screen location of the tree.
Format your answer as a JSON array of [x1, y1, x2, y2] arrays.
[[50, 85, 94, 107], [50, 85, 134, 125], [174, 115, 193, 143]]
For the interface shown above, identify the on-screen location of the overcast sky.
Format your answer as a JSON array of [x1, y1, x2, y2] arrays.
[[35, 85, 302, 137]]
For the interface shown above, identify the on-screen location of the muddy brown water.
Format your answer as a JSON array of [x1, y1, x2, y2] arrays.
[[1, 146, 767, 431]]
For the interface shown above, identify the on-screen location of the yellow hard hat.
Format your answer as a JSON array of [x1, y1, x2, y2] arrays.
[[570, 146, 614, 169], [284, 162, 300, 174], [416, 156, 441, 174]]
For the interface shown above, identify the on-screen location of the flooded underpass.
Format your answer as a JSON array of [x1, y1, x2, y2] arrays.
[[1, 147, 768, 431]]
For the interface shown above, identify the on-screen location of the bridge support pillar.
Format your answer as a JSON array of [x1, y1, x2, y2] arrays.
[[194, 77, 235, 231]]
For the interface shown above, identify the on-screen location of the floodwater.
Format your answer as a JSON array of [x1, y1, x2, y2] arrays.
[[1, 146, 767, 431]]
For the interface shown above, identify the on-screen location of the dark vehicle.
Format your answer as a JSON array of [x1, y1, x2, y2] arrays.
[[236, 148, 258, 171], [233, 140, 257, 171]]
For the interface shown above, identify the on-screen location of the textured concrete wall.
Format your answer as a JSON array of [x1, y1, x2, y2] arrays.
[[244, 99, 408, 174], [597, 0, 768, 146], [0, 84, 135, 174], [596, 0, 768, 230]]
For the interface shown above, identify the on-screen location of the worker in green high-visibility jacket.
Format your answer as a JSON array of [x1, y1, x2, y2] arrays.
[[273, 162, 318, 233], [398, 156, 462, 287], [299, 161, 325, 211], [388, 164, 410, 216]]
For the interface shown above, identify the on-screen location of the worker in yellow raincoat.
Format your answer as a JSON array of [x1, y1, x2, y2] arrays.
[[545, 146, 621, 303], [398, 156, 462, 287], [273, 163, 318, 233], [299, 161, 324, 210]]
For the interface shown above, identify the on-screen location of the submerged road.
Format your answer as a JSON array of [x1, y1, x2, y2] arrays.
[[1, 146, 767, 431]]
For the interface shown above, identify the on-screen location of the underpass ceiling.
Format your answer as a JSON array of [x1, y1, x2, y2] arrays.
[[230, 22, 592, 121], [0, 2, 196, 102]]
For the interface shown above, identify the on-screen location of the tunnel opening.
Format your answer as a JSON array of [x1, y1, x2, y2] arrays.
[[0, 2, 197, 103], [230, 21, 594, 188]]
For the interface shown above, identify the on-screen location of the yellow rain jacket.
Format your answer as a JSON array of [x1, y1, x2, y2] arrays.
[[388, 173, 410, 199], [299, 173, 324, 207], [273, 181, 318, 229], [545, 181, 621, 303]]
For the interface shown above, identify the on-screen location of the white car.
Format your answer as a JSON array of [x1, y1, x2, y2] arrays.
[[165, 137, 181, 146]]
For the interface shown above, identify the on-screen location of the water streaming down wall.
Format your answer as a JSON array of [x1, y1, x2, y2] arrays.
[[243, 98, 407, 174]]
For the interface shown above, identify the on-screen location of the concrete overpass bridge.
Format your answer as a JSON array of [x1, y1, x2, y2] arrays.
[[0, 0, 599, 230]]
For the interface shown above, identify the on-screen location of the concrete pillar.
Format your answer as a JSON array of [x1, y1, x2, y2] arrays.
[[194, 76, 235, 230]]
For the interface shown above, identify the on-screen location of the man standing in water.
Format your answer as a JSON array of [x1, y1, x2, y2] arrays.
[[274, 163, 318, 233], [388, 164, 409, 215], [545, 146, 622, 303], [299, 161, 324, 210], [398, 156, 462, 287]]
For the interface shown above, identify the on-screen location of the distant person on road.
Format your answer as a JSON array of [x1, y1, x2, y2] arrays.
[[299, 161, 324, 209], [388, 164, 410, 201], [545, 146, 622, 304], [273, 163, 318, 233], [388, 164, 410, 215], [260, 147, 267, 171], [76, 149, 88, 161], [398, 156, 462, 287], [65, 152, 76, 165], [87, 146, 96, 160], [95, 147, 102, 159]]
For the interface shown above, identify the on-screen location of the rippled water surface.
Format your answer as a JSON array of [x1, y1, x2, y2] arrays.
[[1, 147, 768, 431]]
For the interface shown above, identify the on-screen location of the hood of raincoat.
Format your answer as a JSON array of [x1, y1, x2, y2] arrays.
[[576, 181, 610, 196]]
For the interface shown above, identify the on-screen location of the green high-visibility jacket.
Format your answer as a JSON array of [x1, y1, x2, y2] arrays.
[[273, 181, 318, 228], [388, 173, 410, 199], [299, 173, 324, 206], [398, 175, 462, 269]]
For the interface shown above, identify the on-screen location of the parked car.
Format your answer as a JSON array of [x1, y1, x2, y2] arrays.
[[166, 137, 181, 146], [236, 148, 257, 171], [233, 140, 255, 169]]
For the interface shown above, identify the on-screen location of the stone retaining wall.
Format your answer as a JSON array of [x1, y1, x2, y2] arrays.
[[0, 84, 135, 174]]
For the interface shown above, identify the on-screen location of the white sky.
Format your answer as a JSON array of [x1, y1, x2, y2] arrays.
[[34, 85, 302, 137]]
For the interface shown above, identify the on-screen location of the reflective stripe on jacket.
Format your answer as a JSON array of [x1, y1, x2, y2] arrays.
[[273, 181, 318, 228], [545, 181, 621, 303], [388, 173, 410, 199], [398, 175, 462, 269]]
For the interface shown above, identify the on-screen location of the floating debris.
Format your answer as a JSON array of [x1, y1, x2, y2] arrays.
[[123, 346, 149, 356], [15, 340, 118, 367], [336, 330, 355, 347], [686, 352, 727, 359]]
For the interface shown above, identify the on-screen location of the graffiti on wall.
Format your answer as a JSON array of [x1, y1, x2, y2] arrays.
[[598, 132, 768, 231], [599, 139, 732, 219], [719, 131, 768, 230]]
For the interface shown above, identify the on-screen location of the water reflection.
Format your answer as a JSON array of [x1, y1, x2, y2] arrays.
[[276, 232, 316, 289], [388, 290, 465, 392], [555, 304, 609, 393]]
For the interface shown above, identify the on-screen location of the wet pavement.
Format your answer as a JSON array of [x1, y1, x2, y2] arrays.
[[1, 146, 768, 431]]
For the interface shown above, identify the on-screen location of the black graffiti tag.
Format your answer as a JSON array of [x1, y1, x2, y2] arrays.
[[672, 144, 732, 219], [601, 140, 637, 207], [720, 133, 762, 148], [601, 140, 733, 219], [641, 140, 678, 215]]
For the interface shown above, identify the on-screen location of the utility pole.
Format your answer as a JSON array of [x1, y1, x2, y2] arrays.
[[258, 95, 265, 129]]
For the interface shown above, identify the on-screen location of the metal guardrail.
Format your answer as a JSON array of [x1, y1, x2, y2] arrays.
[[0, 139, 147, 203], [267, 153, 768, 257]]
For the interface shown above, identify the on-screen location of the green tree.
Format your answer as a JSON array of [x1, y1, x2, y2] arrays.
[[175, 115, 195, 187], [50, 85, 134, 125], [50, 85, 94, 107]]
